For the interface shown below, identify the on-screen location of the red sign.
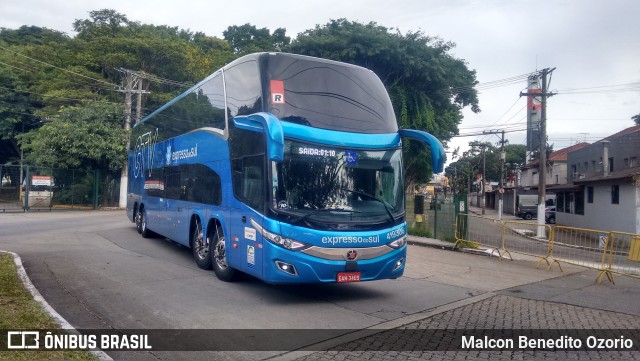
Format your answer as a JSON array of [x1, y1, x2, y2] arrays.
[[270, 80, 285, 104]]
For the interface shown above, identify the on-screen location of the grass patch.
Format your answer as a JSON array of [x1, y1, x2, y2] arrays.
[[408, 227, 432, 239], [0, 253, 97, 360]]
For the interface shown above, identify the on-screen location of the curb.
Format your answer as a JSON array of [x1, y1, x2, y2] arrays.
[[1, 250, 113, 361], [407, 239, 458, 252]]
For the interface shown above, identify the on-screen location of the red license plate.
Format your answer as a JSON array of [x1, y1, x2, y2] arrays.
[[337, 272, 361, 283]]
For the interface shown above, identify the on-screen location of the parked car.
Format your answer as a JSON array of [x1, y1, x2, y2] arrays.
[[545, 206, 556, 224], [516, 204, 537, 220]]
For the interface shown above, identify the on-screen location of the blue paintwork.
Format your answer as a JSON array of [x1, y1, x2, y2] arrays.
[[262, 241, 406, 284], [398, 129, 446, 173], [233, 113, 284, 161], [281, 121, 401, 149], [126, 122, 442, 283]]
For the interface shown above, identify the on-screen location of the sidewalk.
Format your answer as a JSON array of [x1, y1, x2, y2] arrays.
[[466, 204, 520, 220]]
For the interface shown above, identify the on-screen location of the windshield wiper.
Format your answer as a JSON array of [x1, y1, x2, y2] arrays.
[[290, 208, 360, 225], [340, 188, 397, 226]]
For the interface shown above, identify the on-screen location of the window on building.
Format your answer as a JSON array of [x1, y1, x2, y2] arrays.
[[567, 192, 574, 213], [611, 185, 619, 204], [608, 157, 614, 173], [557, 193, 564, 213], [624, 158, 629, 168], [575, 189, 584, 215], [591, 160, 596, 172], [631, 157, 638, 167], [587, 186, 594, 203], [571, 165, 577, 178]]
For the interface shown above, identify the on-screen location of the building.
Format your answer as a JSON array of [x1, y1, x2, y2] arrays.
[[553, 125, 640, 234], [519, 142, 590, 190]]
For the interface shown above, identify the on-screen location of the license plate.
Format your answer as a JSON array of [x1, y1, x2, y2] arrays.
[[337, 272, 361, 283]]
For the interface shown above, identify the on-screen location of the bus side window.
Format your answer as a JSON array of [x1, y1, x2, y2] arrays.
[[224, 60, 262, 118], [200, 72, 226, 131]]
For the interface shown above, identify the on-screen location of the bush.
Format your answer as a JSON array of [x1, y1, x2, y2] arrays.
[[408, 227, 432, 238]]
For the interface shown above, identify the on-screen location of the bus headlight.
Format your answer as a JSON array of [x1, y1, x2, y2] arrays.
[[388, 236, 407, 249], [250, 219, 307, 251]]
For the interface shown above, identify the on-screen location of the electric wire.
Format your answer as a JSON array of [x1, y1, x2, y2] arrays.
[[0, 44, 121, 89]]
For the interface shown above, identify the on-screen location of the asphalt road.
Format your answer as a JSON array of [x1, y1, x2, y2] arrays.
[[0, 210, 623, 360]]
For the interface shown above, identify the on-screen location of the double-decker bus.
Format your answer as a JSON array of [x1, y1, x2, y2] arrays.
[[127, 52, 444, 284]]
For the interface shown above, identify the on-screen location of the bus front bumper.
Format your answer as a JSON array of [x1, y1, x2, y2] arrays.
[[261, 242, 407, 284]]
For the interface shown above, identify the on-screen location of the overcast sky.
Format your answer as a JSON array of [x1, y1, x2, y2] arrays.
[[1, 0, 639, 160]]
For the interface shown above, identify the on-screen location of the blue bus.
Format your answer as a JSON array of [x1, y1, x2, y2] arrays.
[[127, 52, 444, 284]]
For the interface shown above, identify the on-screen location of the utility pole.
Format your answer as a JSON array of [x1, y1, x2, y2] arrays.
[[116, 69, 150, 209], [483, 130, 507, 220], [520, 67, 556, 236], [482, 145, 486, 215]]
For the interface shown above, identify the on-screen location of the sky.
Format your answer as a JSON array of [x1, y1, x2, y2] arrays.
[[1, 0, 639, 164]]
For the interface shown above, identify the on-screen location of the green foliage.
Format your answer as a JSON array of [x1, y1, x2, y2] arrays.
[[223, 24, 290, 54], [3, 12, 480, 185], [445, 142, 526, 194], [18, 103, 127, 171], [632, 113, 640, 125], [287, 19, 479, 186], [0, 9, 235, 166], [408, 226, 433, 239]]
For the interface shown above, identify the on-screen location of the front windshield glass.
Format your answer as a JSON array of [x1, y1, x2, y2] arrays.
[[271, 140, 404, 229]]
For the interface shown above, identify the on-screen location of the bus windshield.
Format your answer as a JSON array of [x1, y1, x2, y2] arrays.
[[263, 54, 397, 134], [271, 140, 404, 229]]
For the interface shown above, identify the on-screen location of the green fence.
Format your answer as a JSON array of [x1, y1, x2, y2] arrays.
[[406, 193, 460, 242], [0, 165, 120, 212]]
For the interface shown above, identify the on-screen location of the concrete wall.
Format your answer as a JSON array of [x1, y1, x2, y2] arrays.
[[567, 132, 640, 179], [556, 180, 639, 234], [520, 162, 567, 187]]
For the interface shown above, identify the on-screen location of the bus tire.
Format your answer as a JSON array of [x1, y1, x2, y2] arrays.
[[135, 206, 143, 234], [211, 224, 236, 282], [192, 218, 212, 270], [524, 213, 533, 220], [140, 209, 153, 238]]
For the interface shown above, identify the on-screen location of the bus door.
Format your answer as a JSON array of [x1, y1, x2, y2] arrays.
[[230, 155, 265, 279]]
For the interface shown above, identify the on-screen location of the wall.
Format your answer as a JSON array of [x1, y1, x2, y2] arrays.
[[556, 180, 638, 233], [520, 162, 567, 188]]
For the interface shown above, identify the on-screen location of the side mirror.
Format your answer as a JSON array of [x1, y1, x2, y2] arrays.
[[232, 112, 284, 162], [399, 129, 445, 173]]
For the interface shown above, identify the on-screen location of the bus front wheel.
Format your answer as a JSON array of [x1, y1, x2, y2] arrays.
[[211, 224, 236, 282], [192, 219, 212, 270]]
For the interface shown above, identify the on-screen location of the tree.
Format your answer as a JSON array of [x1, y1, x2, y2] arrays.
[[223, 24, 290, 54], [445, 142, 526, 194], [632, 113, 640, 125], [287, 19, 479, 186], [17, 103, 127, 171]]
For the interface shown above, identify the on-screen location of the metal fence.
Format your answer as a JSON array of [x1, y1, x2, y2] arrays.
[[454, 213, 640, 284], [406, 194, 456, 241], [0, 165, 120, 212]]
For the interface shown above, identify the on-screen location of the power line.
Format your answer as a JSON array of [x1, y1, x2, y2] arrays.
[[431, 72, 534, 95], [0, 60, 33, 73], [0, 44, 121, 89], [0, 85, 121, 105]]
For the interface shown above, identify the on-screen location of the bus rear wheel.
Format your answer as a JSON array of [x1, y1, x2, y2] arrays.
[[140, 209, 153, 238], [211, 225, 236, 282], [192, 219, 212, 270], [135, 208, 143, 234]]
